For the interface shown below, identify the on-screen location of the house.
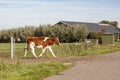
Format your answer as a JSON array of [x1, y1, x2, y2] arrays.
[[54, 21, 120, 40]]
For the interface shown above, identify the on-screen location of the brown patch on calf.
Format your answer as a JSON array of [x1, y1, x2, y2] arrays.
[[26, 37, 45, 45], [44, 37, 60, 46], [26, 37, 45, 48], [26, 37, 60, 49]]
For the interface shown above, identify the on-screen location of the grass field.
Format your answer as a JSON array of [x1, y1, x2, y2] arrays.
[[0, 62, 71, 80], [1, 42, 120, 80], [0, 42, 120, 58]]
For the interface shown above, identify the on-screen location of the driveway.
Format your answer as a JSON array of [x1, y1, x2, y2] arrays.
[[45, 51, 120, 80]]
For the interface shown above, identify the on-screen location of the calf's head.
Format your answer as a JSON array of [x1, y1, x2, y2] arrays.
[[54, 37, 60, 45]]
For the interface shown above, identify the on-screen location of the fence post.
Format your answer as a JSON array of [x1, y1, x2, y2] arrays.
[[11, 37, 14, 59]]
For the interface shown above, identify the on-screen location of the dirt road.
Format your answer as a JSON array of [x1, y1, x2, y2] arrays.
[[45, 51, 120, 80]]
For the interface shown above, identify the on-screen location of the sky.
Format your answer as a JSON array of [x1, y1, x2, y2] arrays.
[[0, 0, 120, 29]]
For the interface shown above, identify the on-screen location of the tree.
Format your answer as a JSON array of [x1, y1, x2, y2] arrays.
[[88, 32, 101, 39], [0, 24, 88, 43], [109, 21, 118, 27], [99, 20, 118, 27]]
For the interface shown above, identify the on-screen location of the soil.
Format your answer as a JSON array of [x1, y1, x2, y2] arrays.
[[0, 55, 101, 63]]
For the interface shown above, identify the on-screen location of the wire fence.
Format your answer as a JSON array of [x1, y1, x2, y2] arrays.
[[0, 37, 25, 59], [0, 38, 105, 59], [0, 47, 25, 59]]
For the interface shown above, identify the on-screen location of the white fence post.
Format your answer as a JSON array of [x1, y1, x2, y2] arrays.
[[11, 37, 14, 59]]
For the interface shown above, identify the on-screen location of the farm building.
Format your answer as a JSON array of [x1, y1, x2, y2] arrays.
[[54, 21, 120, 41], [102, 32, 115, 45]]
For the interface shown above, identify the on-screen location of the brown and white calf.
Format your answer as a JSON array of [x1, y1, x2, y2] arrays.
[[24, 37, 60, 58]]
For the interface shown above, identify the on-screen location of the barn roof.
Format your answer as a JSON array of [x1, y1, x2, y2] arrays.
[[55, 21, 120, 34]]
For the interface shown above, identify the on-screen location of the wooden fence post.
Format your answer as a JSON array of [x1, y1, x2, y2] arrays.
[[11, 37, 14, 59]]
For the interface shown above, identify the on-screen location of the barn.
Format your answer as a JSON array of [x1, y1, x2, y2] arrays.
[[54, 21, 120, 42]]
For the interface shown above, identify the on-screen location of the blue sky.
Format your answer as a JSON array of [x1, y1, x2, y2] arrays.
[[0, 0, 120, 29]]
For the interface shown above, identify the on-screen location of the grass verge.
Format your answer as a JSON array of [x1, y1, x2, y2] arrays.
[[0, 62, 72, 80]]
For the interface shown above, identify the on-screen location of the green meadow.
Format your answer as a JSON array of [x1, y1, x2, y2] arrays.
[[1, 42, 120, 80], [0, 42, 120, 58]]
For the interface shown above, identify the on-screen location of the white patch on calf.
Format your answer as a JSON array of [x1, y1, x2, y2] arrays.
[[36, 45, 43, 48], [43, 37, 49, 41], [30, 42, 36, 47]]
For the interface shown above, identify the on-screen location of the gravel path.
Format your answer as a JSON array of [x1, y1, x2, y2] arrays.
[[45, 51, 120, 80]]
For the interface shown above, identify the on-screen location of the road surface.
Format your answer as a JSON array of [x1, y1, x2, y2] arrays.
[[45, 51, 120, 80]]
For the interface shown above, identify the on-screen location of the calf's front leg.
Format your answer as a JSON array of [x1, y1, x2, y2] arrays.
[[48, 46, 56, 57], [39, 48, 46, 57]]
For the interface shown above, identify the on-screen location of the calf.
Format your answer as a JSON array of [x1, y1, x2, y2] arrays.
[[24, 37, 60, 58]]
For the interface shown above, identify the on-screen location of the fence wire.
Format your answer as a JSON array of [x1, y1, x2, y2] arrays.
[[0, 40, 25, 58]]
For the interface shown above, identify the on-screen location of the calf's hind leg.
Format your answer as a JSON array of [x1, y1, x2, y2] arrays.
[[24, 44, 29, 57], [30, 43, 38, 58], [24, 48, 28, 57]]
